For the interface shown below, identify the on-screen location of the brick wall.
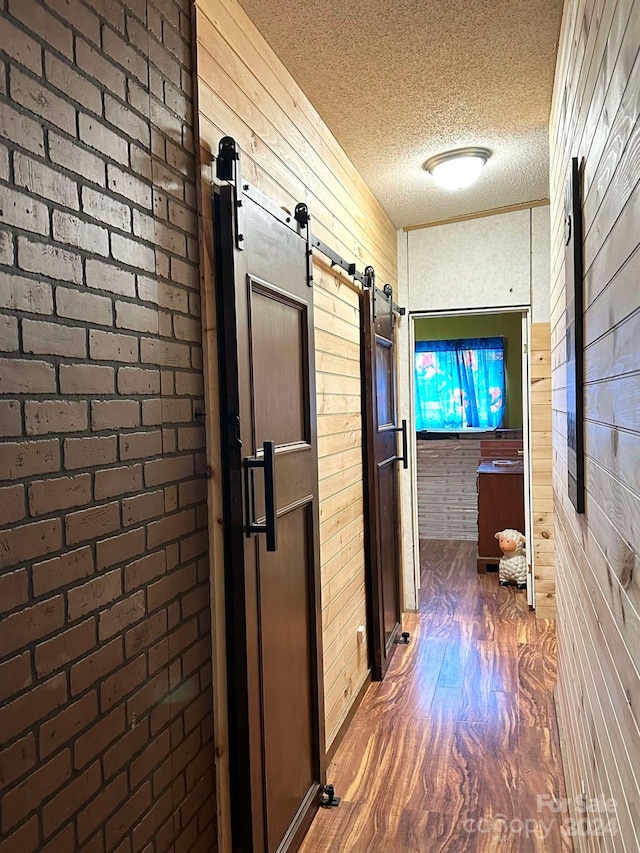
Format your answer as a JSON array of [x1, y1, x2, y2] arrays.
[[0, 1, 216, 850]]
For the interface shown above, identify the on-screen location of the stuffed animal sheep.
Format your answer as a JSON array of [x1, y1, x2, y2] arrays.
[[495, 529, 527, 589]]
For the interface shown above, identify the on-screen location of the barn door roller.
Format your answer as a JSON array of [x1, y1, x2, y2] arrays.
[[216, 136, 244, 251]]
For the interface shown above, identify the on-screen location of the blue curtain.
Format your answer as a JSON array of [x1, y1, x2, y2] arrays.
[[415, 337, 505, 430]]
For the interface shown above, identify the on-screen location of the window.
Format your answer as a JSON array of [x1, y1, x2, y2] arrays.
[[415, 337, 505, 431]]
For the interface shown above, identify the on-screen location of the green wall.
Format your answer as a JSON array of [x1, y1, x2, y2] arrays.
[[414, 312, 523, 428]]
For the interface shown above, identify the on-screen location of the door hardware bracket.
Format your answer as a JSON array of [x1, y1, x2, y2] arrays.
[[217, 136, 245, 251], [294, 204, 370, 287], [294, 203, 314, 287], [397, 631, 411, 645], [320, 784, 341, 808], [373, 279, 405, 320]]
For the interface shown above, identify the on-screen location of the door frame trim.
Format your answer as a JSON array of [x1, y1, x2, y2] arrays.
[[407, 305, 535, 607]]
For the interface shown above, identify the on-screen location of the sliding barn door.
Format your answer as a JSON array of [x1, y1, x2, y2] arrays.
[[362, 286, 404, 680], [214, 183, 324, 853]]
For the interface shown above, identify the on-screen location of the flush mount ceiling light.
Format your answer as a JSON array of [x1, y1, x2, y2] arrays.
[[424, 147, 492, 191]]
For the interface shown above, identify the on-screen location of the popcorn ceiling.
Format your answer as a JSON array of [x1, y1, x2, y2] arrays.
[[237, 0, 563, 227]]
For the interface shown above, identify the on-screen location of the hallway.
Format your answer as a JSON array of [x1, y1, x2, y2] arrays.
[[300, 540, 573, 852]]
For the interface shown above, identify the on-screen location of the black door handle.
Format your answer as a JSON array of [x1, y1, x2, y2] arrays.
[[392, 419, 408, 469], [245, 441, 278, 551]]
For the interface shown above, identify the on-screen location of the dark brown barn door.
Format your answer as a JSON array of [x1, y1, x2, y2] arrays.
[[214, 183, 324, 853], [362, 286, 404, 680]]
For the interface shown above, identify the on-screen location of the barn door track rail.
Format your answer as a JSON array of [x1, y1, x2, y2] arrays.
[[215, 136, 405, 314]]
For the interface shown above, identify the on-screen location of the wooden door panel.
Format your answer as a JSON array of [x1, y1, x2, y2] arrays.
[[250, 280, 308, 448], [377, 460, 400, 643], [362, 287, 403, 680], [260, 505, 315, 853], [376, 337, 394, 428], [215, 181, 323, 853]]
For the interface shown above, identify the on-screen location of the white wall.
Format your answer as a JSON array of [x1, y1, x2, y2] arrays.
[[404, 206, 550, 313]]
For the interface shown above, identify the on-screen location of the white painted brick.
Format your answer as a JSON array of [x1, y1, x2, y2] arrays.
[[0, 230, 14, 266], [155, 249, 169, 280], [102, 26, 148, 86], [153, 219, 186, 257], [104, 94, 150, 147], [78, 114, 128, 166], [173, 314, 200, 342], [76, 39, 125, 99], [0, 400, 22, 437], [0, 186, 49, 235], [132, 209, 156, 242], [56, 287, 113, 326], [0, 144, 8, 181], [10, 67, 76, 137], [126, 79, 150, 119], [0, 357, 57, 394], [45, 52, 103, 116], [44, 0, 101, 45], [140, 337, 190, 368], [157, 309, 172, 338], [89, 329, 138, 362], [149, 160, 183, 201], [81, 186, 131, 232], [0, 315, 19, 352], [49, 133, 106, 187], [86, 259, 136, 297], [129, 145, 152, 181], [0, 102, 45, 156], [52, 211, 110, 256], [0, 17, 42, 74], [18, 236, 82, 284], [137, 277, 188, 313], [14, 152, 79, 210], [111, 234, 155, 272], [107, 164, 152, 209], [115, 301, 159, 334], [150, 127, 165, 160], [88, 0, 125, 32], [9, 0, 74, 59], [170, 257, 198, 289], [168, 200, 196, 237], [23, 319, 86, 358], [0, 272, 53, 315], [148, 33, 181, 86]]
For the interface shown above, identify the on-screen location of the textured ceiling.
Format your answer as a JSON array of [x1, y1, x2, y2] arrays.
[[236, 0, 563, 228]]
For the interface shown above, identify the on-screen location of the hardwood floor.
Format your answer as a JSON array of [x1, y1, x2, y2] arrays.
[[299, 540, 573, 853]]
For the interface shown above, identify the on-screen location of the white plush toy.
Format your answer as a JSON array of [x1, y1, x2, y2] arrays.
[[495, 528, 527, 589]]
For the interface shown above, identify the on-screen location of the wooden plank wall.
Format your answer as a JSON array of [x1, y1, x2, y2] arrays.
[[549, 0, 640, 846], [193, 0, 398, 754], [531, 323, 555, 617], [416, 440, 481, 540]]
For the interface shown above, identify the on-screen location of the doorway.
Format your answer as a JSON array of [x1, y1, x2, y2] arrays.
[[408, 308, 535, 607]]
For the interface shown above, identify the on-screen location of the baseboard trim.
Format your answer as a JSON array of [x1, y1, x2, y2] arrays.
[[325, 674, 372, 765]]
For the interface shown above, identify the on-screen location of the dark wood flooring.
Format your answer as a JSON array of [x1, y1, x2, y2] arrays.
[[299, 539, 573, 853]]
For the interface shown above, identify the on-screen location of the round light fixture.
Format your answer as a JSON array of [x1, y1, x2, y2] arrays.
[[424, 147, 492, 191]]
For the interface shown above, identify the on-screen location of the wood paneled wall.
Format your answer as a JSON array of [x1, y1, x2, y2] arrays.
[[550, 0, 640, 846], [416, 440, 481, 540], [193, 0, 398, 758], [531, 323, 555, 617]]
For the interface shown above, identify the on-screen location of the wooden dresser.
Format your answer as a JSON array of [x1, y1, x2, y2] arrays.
[[476, 460, 525, 572]]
